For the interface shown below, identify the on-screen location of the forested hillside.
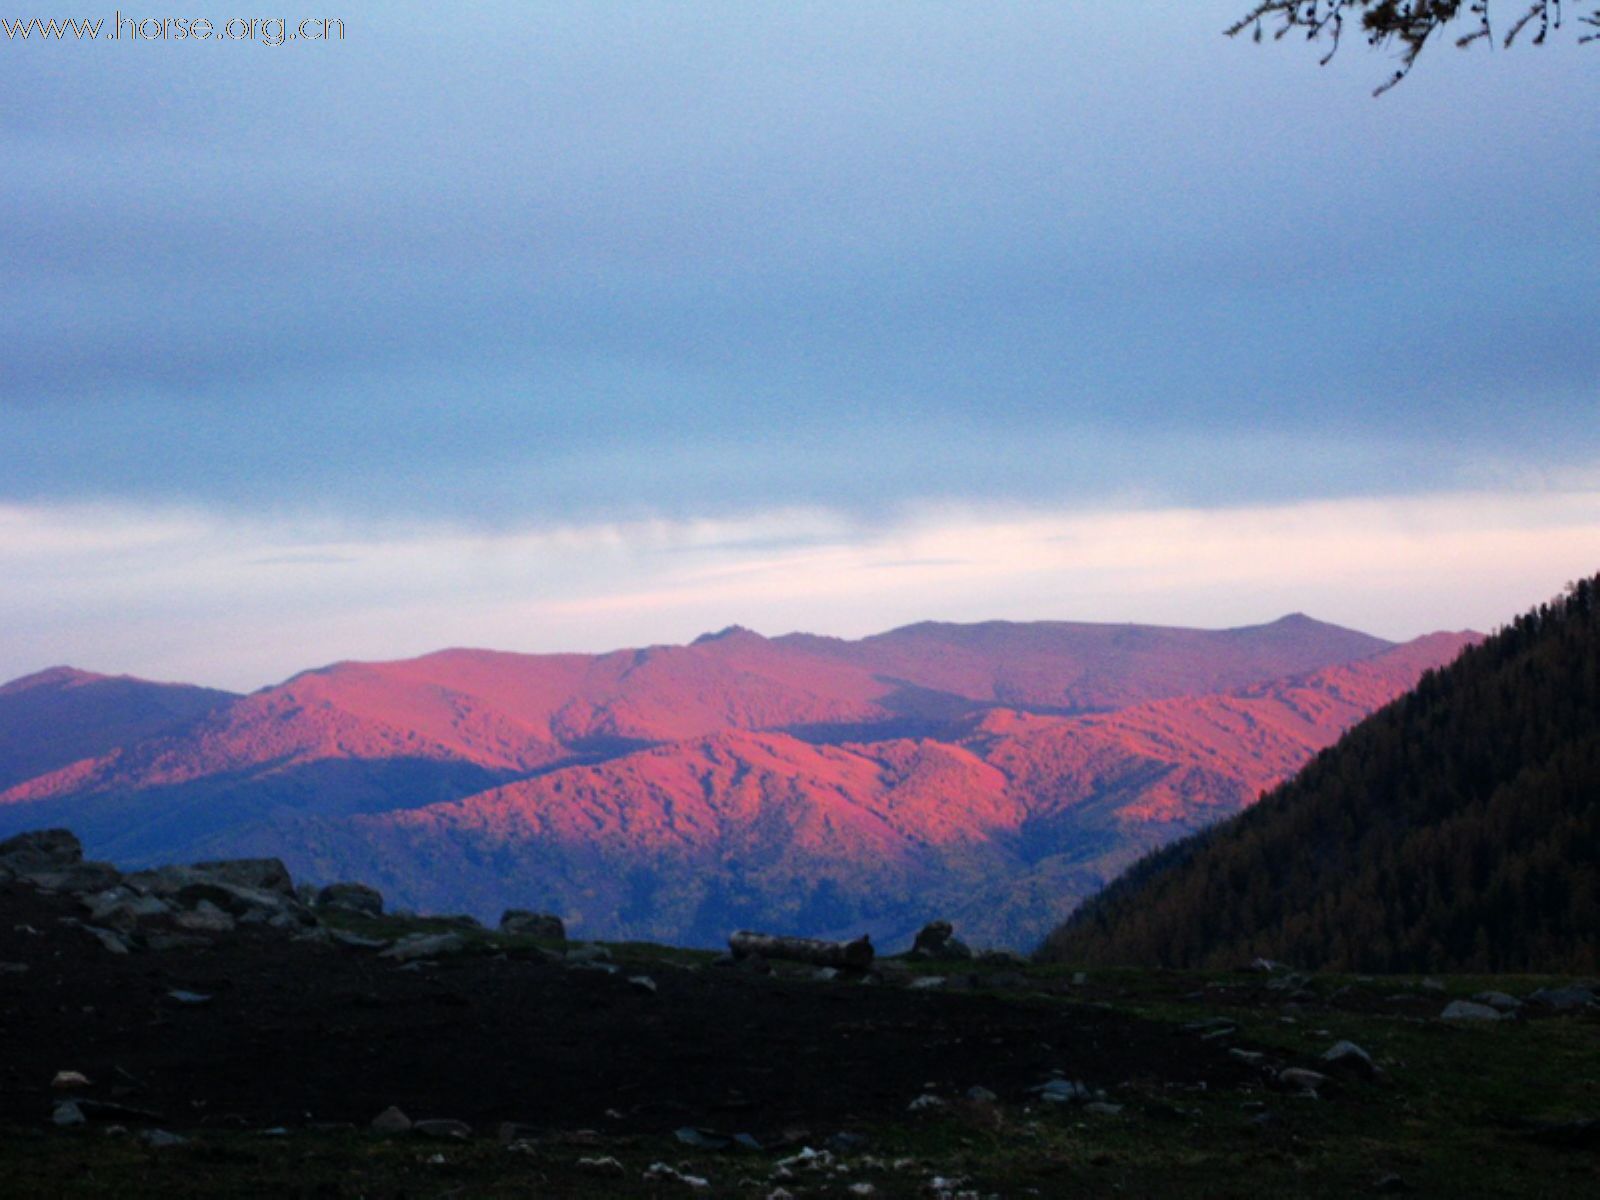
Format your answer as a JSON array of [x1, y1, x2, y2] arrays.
[[1042, 575, 1600, 973]]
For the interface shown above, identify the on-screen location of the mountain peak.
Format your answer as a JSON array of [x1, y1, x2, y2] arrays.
[[0, 666, 106, 695], [692, 625, 762, 645]]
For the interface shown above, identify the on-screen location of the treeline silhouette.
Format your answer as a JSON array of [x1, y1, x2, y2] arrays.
[[1042, 573, 1600, 973]]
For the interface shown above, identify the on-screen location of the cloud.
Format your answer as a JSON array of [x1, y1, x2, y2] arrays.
[[1, 488, 1593, 690]]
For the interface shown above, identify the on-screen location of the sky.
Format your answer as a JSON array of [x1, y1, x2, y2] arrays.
[[2, 1, 1595, 690]]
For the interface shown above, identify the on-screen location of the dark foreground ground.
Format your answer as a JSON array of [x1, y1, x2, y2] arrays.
[[2, 879, 1597, 1198]]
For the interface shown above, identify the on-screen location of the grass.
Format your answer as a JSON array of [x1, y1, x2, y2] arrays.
[[4, 953, 1595, 1197]]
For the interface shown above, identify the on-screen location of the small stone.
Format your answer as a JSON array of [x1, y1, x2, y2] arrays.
[[908, 975, 946, 990], [643, 1161, 710, 1189], [1229, 1049, 1265, 1065], [628, 974, 658, 995], [53, 1101, 86, 1127], [378, 932, 466, 962], [412, 1118, 472, 1139], [51, 1071, 91, 1089], [166, 990, 213, 1005], [964, 1086, 997, 1103], [565, 943, 613, 964], [908, 1093, 946, 1111], [82, 925, 131, 955], [140, 1129, 187, 1147], [1322, 1040, 1380, 1079], [1441, 1000, 1503, 1021], [577, 1155, 625, 1174], [1278, 1067, 1327, 1094], [1029, 1078, 1091, 1104], [370, 1106, 412, 1134]]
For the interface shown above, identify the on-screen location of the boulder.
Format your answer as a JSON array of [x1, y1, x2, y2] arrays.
[[499, 909, 566, 940], [911, 920, 973, 961], [1441, 1000, 1503, 1021], [316, 882, 384, 919], [1527, 985, 1597, 1012], [1321, 1040, 1380, 1079], [189, 857, 295, 897], [1473, 990, 1523, 1013], [21, 861, 122, 894], [370, 1106, 412, 1134], [0, 829, 83, 871]]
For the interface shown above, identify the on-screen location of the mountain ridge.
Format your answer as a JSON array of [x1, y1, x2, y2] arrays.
[[0, 615, 1477, 947]]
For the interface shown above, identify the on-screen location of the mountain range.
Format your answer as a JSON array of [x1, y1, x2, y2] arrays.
[[0, 615, 1477, 948]]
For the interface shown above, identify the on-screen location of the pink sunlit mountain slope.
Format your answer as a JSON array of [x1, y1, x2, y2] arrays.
[[0, 617, 1478, 948]]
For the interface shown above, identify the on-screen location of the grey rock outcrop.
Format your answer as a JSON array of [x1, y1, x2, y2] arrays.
[[499, 909, 566, 940], [316, 882, 384, 919]]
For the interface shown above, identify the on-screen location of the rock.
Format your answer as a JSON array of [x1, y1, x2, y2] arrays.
[[1029, 1078, 1091, 1104], [1246, 957, 1285, 973], [499, 909, 565, 940], [1278, 1067, 1327, 1094], [813, 966, 840, 981], [379, 932, 466, 962], [643, 1162, 710, 1189], [0, 829, 83, 871], [565, 943, 613, 964], [174, 901, 235, 933], [21, 861, 122, 894], [627, 974, 658, 995], [907, 1093, 946, 1111], [315, 882, 384, 918], [908, 975, 947, 991], [1229, 1049, 1265, 1065], [330, 929, 390, 950], [1084, 1101, 1125, 1115], [1322, 1040, 1380, 1079], [577, 1155, 626, 1174], [428, 914, 483, 930], [1420, 977, 1446, 992], [81, 925, 132, 955], [730, 930, 874, 969], [53, 1100, 86, 1127], [190, 857, 295, 897], [911, 920, 973, 961], [1441, 1000, 1504, 1021], [983, 971, 1029, 990], [166, 989, 213, 1005], [83, 887, 172, 928], [370, 1106, 412, 1134], [1527, 985, 1597, 1012], [412, 1118, 472, 1139], [175, 880, 314, 927], [140, 1129, 188, 1148], [965, 1086, 998, 1103], [1473, 991, 1523, 1012], [51, 1071, 91, 1089]]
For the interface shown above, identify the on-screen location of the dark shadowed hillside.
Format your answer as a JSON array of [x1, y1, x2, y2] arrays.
[[1042, 575, 1600, 974]]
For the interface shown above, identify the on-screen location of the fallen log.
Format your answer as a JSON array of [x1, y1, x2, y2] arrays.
[[728, 930, 874, 969]]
